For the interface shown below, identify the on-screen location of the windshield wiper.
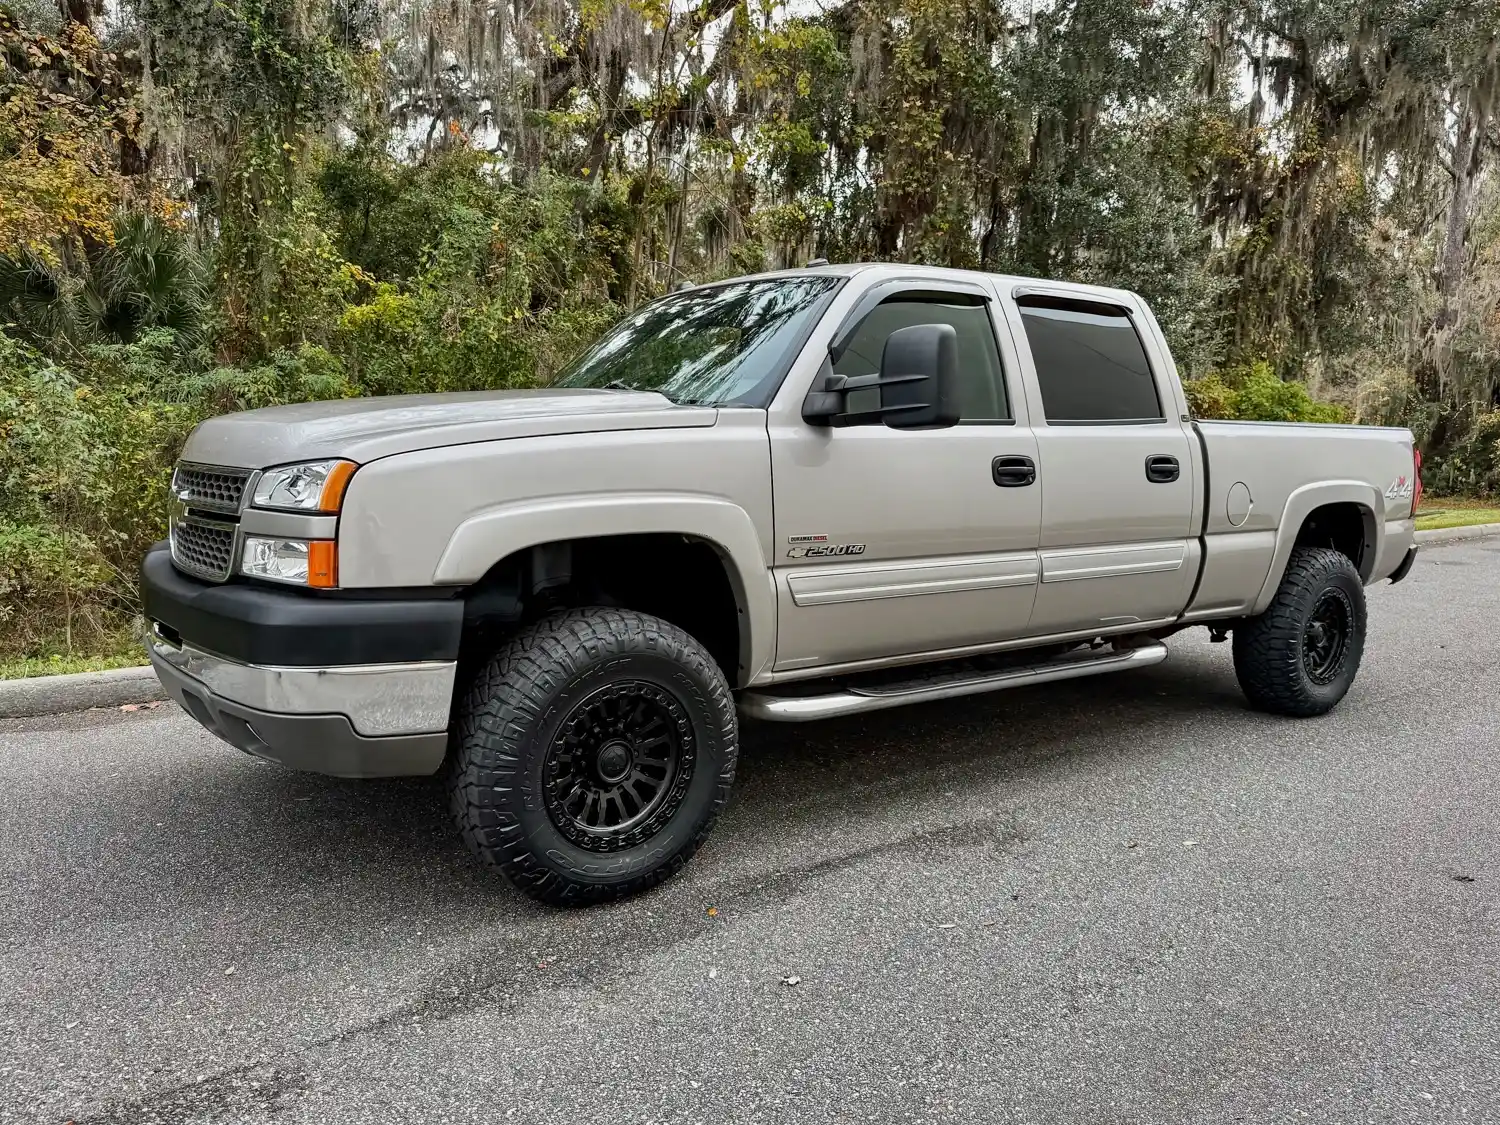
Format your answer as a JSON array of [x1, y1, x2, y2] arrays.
[[599, 381, 711, 406]]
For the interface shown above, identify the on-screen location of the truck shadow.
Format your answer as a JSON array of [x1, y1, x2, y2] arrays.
[[187, 646, 1248, 900], [49, 644, 1253, 947]]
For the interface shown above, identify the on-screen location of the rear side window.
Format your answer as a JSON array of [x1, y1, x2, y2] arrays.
[[834, 297, 1009, 422], [1017, 297, 1163, 424]]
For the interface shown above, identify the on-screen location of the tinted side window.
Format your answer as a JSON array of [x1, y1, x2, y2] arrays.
[[833, 298, 1009, 422], [1018, 299, 1163, 423]]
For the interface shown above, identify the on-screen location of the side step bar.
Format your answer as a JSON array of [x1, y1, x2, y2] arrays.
[[738, 641, 1168, 723]]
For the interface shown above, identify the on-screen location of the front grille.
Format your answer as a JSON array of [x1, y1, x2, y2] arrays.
[[171, 518, 237, 581], [173, 462, 251, 514]]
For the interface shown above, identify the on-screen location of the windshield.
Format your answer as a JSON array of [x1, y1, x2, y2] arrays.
[[555, 276, 841, 407]]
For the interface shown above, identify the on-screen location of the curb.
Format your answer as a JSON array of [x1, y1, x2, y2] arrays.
[[1415, 522, 1500, 546], [0, 665, 164, 720]]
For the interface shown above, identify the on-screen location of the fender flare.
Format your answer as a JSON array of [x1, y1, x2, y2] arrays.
[[433, 492, 776, 685], [1250, 480, 1382, 615]]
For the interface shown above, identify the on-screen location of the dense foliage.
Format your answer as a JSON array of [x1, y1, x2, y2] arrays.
[[1, 0, 1499, 657]]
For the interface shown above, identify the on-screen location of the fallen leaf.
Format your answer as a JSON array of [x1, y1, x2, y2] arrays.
[[1126, 841, 1139, 849], [706, 906, 718, 917]]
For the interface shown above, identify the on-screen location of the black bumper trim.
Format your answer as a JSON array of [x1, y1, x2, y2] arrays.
[[141, 543, 464, 667], [1388, 545, 1418, 585]]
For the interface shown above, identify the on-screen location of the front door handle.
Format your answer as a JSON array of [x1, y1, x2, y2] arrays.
[[993, 455, 1036, 488], [1145, 455, 1180, 483]]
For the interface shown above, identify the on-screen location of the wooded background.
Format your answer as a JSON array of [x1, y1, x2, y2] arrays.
[[2, 0, 1498, 657]]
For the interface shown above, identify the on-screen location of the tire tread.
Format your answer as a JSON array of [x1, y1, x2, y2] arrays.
[[445, 607, 737, 906], [1232, 546, 1366, 718]]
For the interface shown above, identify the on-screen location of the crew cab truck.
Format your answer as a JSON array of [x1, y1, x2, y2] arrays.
[[143, 264, 1421, 905]]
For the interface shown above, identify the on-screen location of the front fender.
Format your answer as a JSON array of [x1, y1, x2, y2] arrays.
[[1250, 480, 1382, 615], [433, 492, 777, 685]]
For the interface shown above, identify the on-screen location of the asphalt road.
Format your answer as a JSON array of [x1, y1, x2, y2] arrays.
[[3, 541, 1498, 1125]]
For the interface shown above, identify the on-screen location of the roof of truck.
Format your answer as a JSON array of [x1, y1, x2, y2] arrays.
[[703, 262, 1142, 306]]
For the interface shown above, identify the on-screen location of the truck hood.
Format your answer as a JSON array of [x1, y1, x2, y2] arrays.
[[180, 388, 718, 468]]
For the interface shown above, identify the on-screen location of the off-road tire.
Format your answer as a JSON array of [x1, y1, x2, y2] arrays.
[[446, 607, 738, 906], [1232, 547, 1366, 717]]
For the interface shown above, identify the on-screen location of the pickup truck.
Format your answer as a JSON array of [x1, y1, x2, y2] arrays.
[[143, 263, 1421, 905]]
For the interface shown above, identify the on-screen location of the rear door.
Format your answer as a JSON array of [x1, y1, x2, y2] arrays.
[[1001, 290, 1198, 636]]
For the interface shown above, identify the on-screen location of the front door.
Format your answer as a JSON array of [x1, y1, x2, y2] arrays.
[[1003, 293, 1198, 636], [769, 285, 1042, 674]]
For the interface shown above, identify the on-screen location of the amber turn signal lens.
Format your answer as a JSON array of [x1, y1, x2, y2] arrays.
[[308, 541, 338, 588], [318, 460, 358, 512]]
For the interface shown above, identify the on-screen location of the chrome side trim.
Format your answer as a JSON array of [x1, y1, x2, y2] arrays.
[[1040, 541, 1186, 583], [739, 641, 1168, 722], [149, 639, 455, 737], [787, 552, 1039, 607]]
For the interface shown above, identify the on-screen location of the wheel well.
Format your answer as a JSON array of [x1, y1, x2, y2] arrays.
[[459, 534, 746, 684], [1293, 502, 1373, 577]]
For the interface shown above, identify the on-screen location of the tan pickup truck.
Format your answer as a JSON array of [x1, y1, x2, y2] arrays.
[[143, 263, 1421, 904]]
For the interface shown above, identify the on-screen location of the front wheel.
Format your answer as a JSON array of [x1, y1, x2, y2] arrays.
[[1232, 547, 1367, 717], [447, 607, 738, 906]]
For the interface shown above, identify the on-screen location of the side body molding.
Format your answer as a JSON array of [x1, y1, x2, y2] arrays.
[[1250, 480, 1381, 615], [434, 493, 777, 686]]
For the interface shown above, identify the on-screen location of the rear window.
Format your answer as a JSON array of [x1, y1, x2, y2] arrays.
[[1018, 298, 1163, 424]]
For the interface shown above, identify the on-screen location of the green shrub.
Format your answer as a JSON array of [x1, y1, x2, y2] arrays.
[[0, 331, 203, 657], [1185, 361, 1348, 424], [1425, 412, 1500, 499]]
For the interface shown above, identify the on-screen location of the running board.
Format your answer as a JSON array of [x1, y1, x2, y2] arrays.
[[738, 641, 1169, 723]]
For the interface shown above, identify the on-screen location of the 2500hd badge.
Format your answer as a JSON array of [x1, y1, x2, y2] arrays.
[[787, 542, 867, 559]]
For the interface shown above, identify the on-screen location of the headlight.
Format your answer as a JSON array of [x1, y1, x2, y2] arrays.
[[241, 537, 337, 588], [251, 460, 357, 512]]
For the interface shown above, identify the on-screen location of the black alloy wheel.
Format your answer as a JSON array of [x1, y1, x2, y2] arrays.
[[1301, 588, 1353, 687], [543, 681, 694, 852]]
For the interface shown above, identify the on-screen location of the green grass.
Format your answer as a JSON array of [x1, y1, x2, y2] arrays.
[[1415, 506, 1500, 532], [0, 652, 147, 680]]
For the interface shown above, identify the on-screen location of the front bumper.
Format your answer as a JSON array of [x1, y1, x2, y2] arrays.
[[142, 543, 462, 778]]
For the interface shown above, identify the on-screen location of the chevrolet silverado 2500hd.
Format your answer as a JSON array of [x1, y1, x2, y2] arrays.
[[143, 263, 1421, 904]]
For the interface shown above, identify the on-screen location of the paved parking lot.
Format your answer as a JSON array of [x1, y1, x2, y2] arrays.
[[2, 540, 1498, 1125]]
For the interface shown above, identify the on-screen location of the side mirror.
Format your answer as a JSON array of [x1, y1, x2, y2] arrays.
[[878, 323, 960, 429], [800, 322, 961, 429]]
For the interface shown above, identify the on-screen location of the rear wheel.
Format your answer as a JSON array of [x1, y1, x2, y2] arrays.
[[447, 607, 738, 906], [1232, 547, 1366, 717]]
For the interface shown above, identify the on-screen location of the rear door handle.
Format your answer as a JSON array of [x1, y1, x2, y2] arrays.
[[993, 455, 1036, 488], [1145, 455, 1180, 483]]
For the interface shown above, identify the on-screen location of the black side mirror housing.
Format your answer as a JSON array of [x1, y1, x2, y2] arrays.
[[878, 323, 960, 429], [801, 322, 961, 429]]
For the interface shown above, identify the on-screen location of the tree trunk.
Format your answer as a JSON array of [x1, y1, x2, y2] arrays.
[[1436, 102, 1483, 334], [58, 0, 94, 25], [1419, 94, 1487, 411]]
